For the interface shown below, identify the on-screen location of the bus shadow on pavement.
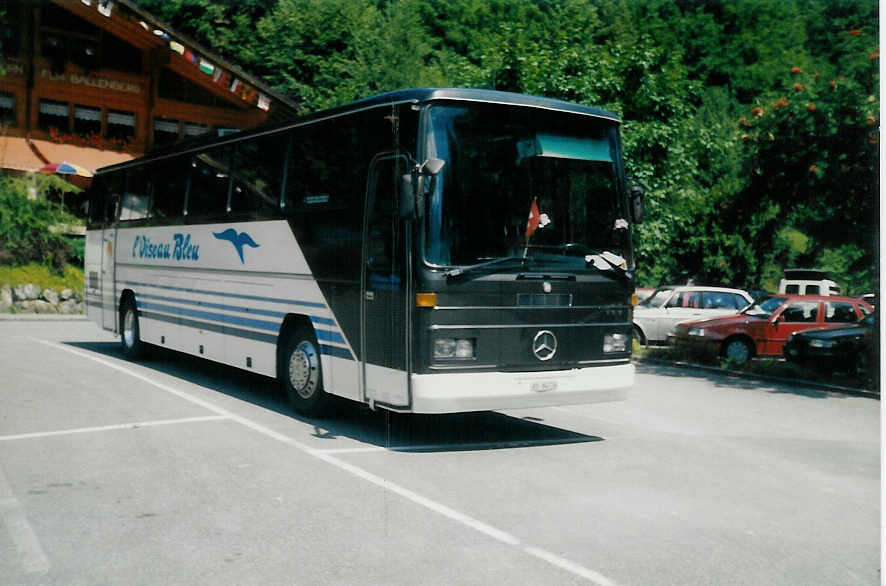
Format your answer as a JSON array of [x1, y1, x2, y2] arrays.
[[65, 341, 603, 452]]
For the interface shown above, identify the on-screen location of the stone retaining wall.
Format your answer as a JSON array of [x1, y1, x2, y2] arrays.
[[0, 283, 84, 315]]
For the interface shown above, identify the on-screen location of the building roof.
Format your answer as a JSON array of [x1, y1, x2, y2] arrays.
[[0, 136, 134, 174]]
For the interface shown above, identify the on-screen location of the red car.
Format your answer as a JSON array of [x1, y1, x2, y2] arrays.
[[670, 294, 874, 363]]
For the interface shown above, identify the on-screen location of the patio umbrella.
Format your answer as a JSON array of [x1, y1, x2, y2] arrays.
[[39, 161, 93, 178]]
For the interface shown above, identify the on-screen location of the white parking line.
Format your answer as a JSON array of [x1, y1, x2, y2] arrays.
[[0, 463, 50, 575], [0, 415, 230, 442], [35, 339, 620, 586]]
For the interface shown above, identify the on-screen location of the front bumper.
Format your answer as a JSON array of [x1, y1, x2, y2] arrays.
[[410, 363, 633, 413]]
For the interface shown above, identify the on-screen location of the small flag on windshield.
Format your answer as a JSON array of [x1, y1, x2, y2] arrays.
[[525, 197, 541, 238]]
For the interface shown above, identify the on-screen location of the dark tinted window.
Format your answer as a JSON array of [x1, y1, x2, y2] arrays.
[[284, 108, 403, 280], [187, 148, 231, 220], [87, 175, 109, 227], [806, 285, 820, 295], [151, 158, 190, 220], [785, 284, 800, 294], [781, 302, 819, 323], [702, 291, 739, 309], [229, 134, 287, 218], [824, 301, 858, 323], [120, 166, 151, 222]]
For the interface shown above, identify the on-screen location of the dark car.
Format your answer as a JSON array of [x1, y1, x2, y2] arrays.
[[784, 313, 877, 377], [670, 294, 874, 363]]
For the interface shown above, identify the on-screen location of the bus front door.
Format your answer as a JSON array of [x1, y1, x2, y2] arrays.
[[361, 155, 409, 408]]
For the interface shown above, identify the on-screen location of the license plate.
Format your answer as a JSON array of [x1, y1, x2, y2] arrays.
[[530, 380, 558, 393]]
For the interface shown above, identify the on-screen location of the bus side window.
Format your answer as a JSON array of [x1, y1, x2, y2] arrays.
[[119, 166, 152, 222], [229, 134, 286, 218], [151, 158, 189, 221], [187, 147, 231, 222], [104, 172, 124, 224], [87, 175, 108, 227]]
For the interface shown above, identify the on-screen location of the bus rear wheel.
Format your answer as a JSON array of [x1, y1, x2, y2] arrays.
[[280, 327, 328, 417], [120, 298, 145, 359]]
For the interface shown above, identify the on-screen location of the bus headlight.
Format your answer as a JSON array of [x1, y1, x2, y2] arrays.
[[603, 333, 628, 353], [434, 337, 476, 359]]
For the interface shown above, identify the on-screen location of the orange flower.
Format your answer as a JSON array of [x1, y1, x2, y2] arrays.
[[866, 116, 876, 126], [793, 83, 804, 91], [871, 48, 879, 61], [849, 29, 862, 36], [830, 80, 837, 88], [750, 107, 763, 117], [809, 165, 818, 173], [791, 67, 802, 74], [806, 104, 816, 112], [739, 117, 753, 127], [773, 97, 789, 109]]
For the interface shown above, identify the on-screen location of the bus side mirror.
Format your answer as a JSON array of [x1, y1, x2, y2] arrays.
[[630, 183, 645, 224]]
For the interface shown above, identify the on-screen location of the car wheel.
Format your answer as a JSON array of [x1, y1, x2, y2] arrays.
[[279, 327, 328, 417], [632, 325, 647, 347], [722, 338, 753, 363], [120, 298, 145, 359]]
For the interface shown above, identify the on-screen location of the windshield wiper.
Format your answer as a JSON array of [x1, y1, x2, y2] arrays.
[[444, 256, 527, 278]]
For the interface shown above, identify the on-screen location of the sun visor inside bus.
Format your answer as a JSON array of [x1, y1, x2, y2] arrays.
[[517, 133, 613, 163]]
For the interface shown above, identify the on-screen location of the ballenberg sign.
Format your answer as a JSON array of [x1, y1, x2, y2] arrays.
[[40, 69, 141, 94]]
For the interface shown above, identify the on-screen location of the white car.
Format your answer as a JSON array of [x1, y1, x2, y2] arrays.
[[632, 286, 754, 345]]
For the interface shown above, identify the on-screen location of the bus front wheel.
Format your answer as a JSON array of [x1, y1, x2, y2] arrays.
[[280, 327, 328, 417], [120, 298, 145, 359]]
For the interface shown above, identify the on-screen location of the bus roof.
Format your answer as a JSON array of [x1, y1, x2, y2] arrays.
[[96, 88, 621, 174]]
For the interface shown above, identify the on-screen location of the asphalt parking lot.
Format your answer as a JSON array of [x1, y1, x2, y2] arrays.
[[0, 320, 879, 585]]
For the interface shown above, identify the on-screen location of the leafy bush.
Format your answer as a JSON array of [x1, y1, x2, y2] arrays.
[[0, 174, 83, 271]]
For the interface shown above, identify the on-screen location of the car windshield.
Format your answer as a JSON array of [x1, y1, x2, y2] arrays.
[[423, 103, 629, 272], [638, 289, 672, 308], [742, 296, 788, 317]]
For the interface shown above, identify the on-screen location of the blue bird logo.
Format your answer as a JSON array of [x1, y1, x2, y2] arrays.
[[213, 228, 260, 263]]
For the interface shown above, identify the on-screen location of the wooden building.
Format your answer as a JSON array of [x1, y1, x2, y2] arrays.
[[0, 0, 298, 175]]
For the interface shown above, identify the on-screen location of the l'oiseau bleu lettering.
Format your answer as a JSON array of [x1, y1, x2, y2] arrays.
[[132, 234, 200, 261]]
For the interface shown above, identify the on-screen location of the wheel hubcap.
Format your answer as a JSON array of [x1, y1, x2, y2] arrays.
[[726, 341, 749, 362], [289, 341, 319, 399], [123, 308, 136, 348]]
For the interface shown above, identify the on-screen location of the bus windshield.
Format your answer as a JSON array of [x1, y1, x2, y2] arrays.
[[423, 103, 628, 271]]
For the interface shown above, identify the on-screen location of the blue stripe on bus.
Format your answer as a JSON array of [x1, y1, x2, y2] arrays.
[[319, 344, 354, 360], [132, 292, 338, 327], [136, 300, 347, 345], [138, 300, 280, 332], [120, 279, 326, 308], [138, 310, 354, 361]]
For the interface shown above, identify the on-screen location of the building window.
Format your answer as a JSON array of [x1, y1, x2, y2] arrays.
[[0, 92, 15, 127], [184, 123, 209, 137], [107, 110, 135, 140], [74, 105, 101, 136], [1, 2, 21, 58], [38, 99, 70, 132], [153, 118, 180, 145]]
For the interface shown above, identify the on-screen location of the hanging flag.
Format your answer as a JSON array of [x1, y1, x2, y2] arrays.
[[169, 41, 185, 55], [139, 21, 149, 30], [525, 197, 541, 238], [153, 29, 170, 40], [183, 48, 195, 63], [229, 78, 241, 93], [257, 94, 270, 111], [212, 68, 223, 83], [97, 0, 113, 17], [215, 71, 230, 87], [81, 0, 92, 6], [199, 58, 215, 75]]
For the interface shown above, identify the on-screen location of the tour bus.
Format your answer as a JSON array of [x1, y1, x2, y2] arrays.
[[84, 88, 643, 416]]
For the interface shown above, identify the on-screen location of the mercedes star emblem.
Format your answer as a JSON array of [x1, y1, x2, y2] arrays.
[[532, 330, 558, 361]]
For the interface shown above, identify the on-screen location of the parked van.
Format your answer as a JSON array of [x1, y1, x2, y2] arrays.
[[778, 269, 841, 296]]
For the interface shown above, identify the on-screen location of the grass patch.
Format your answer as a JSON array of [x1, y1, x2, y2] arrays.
[[0, 263, 84, 293]]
